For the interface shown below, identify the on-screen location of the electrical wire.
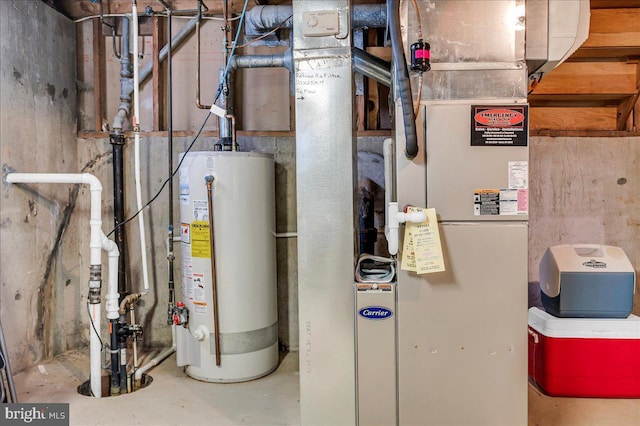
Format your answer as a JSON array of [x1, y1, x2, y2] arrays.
[[106, 113, 211, 237], [528, 73, 544, 96], [87, 301, 104, 347], [74, 14, 240, 23], [157, 13, 242, 21], [411, 0, 423, 40], [107, 0, 250, 238], [235, 14, 292, 49], [74, 13, 127, 23]]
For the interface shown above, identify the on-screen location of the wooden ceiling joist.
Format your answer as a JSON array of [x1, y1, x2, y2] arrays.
[[531, 62, 637, 96], [529, 2, 640, 133], [582, 9, 640, 51]]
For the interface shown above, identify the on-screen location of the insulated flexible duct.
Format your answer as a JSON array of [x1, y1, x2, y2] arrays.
[[387, 0, 418, 159]]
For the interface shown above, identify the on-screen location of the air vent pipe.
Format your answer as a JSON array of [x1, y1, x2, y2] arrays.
[[245, 4, 387, 36]]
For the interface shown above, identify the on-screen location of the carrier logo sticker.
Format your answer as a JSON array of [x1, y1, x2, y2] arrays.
[[583, 259, 607, 268], [358, 306, 393, 320]]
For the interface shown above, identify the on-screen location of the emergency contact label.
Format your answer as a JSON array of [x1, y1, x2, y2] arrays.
[[474, 189, 528, 216], [471, 105, 528, 146]]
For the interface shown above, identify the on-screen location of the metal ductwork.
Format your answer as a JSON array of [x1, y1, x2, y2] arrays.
[[245, 4, 387, 36], [353, 47, 391, 87], [228, 49, 294, 73]]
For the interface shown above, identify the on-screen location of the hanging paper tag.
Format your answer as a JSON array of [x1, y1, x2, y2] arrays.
[[400, 207, 445, 274]]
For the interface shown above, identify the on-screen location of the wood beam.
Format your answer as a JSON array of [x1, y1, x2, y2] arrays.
[[152, 16, 164, 131], [582, 9, 640, 49], [530, 107, 618, 131], [365, 32, 381, 130], [634, 93, 640, 131], [92, 18, 105, 132], [528, 94, 625, 107], [590, 1, 640, 8], [570, 47, 640, 61], [78, 129, 393, 139], [366, 46, 392, 62], [617, 95, 639, 130], [531, 62, 637, 96], [531, 129, 640, 137]]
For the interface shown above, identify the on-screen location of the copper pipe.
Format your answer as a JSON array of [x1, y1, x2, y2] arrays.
[[206, 176, 221, 366]]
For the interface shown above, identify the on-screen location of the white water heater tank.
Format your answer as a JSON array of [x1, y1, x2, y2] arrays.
[[176, 151, 278, 382]]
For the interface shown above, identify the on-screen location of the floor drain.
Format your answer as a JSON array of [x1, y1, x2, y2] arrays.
[[77, 374, 153, 397]]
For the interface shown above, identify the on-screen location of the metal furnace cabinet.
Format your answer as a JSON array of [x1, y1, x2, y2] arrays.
[[396, 102, 528, 425]]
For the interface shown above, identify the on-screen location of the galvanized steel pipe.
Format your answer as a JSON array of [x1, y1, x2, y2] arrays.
[[228, 50, 293, 73], [353, 48, 391, 87]]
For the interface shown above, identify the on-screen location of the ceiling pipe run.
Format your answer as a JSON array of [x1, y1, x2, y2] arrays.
[[244, 4, 387, 36], [112, 15, 199, 131], [228, 50, 293, 73]]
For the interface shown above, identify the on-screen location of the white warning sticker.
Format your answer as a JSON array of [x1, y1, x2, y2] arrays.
[[192, 272, 208, 314]]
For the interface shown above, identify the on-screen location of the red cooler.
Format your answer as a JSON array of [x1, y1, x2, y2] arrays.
[[528, 307, 640, 398]]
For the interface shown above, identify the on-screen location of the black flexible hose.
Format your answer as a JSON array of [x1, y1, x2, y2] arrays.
[[387, 0, 418, 159]]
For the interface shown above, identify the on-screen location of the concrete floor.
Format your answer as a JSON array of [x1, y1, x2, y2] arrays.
[[13, 349, 640, 426], [14, 349, 300, 426]]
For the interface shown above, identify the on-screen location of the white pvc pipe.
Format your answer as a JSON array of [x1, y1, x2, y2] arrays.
[[383, 139, 394, 254], [134, 326, 176, 380], [383, 138, 393, 214], [5, 173, 112, 398], [88, 302, 101, 397], [102, 233, 120, 321], [131, 2, 151, 295]]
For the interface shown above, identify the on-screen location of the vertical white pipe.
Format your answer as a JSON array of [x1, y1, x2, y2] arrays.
[[132, 3, 140, 128], [102, 233, 120, 320], [5, 173, 106, 398], [383, 138, 393, 211], [131, 2, 151, 294], [383, 138, 395, 254], [89, 303, 102, 398]]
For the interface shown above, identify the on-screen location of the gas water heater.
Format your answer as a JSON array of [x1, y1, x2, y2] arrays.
[[175, 151, 278, 382]]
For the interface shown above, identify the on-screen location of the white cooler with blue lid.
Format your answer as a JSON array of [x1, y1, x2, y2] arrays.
[[539, 244, 635, 318]]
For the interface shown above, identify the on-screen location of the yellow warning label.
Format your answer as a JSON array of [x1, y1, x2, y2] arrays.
[[191, 221, 211, 258]]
